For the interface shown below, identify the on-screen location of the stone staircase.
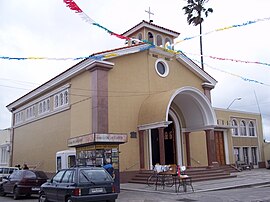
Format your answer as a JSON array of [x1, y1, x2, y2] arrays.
[[128, 165, 238, 184]]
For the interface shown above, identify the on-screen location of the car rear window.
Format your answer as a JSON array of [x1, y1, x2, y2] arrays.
[[34, 171, 48, 179], [24, 170, 36, 179], [79, 169, 112, 183]]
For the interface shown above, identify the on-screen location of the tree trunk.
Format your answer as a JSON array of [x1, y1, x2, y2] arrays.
[[199, 23, 204, 70]]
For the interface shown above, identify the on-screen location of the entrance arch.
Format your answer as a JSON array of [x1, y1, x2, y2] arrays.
[[138, 86, 217, 169], [138, 86, 216, 131]]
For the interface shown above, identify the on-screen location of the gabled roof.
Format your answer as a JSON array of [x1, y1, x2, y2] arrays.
[[7, 43, 216, 111], [122, 20, 180, 38]]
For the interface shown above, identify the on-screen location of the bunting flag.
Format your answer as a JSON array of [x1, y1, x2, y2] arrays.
[[180, 51, 270, 67], [1, 50, 270, 68], [1, 0, 270, 76], [63, 0, 130, 41], [190, 58, 270, 87], [174, 17, 270, 45]]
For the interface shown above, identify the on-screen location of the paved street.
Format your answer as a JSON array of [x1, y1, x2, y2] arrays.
[[118, 184, 270, 202], [1, 185, 270, 202], [1, 169, 270, 202]]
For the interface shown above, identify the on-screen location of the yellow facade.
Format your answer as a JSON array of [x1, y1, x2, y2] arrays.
[[7, 21, 266, 175]]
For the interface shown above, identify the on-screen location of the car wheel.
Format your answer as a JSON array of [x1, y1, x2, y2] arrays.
[[13, 187, 20, 200], [38, 192, 48, 202], [106, 200, 115, 202], [66, 197, 73, 202], [0, 185, 6, 196]]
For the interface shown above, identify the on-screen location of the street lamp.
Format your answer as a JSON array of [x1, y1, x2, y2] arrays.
[[227, 97, 242, 109]]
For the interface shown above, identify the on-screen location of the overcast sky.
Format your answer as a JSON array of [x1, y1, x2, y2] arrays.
[[0, 0, 269, 139]]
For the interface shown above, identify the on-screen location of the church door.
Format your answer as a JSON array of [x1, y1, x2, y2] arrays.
[[164, 120, 176, 165], [214, 131, 226, 165], [151, 116, 176, 166]]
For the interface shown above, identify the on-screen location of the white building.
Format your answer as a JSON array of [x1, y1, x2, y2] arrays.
[[0, 129, 11, 166]]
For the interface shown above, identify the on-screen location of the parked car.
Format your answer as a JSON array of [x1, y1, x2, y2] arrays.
[[39, 166, 118, 202], [0, 167, 19, 181], [0, 169, 48, 200]]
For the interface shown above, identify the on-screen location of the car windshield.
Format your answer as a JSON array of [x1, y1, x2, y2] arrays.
[[79, 169, 112, 183]]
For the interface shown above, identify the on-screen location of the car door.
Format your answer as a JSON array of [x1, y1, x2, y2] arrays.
[[44, 170, 65, 202], [3, 170, 22, 193], [57, 169, 75, 202]]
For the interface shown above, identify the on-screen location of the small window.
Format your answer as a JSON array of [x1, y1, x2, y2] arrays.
[[156, 35, 163, 47], [165, 37, 172, 46], [155, 59, 169, 77], [249, 121, 255, 136], [39, 103, 42, 114], [43, 101, 46, 112], [240, 120, 247, 136], [68, 155, 76, 168], [138, 33, 142, 40], [30, 108, 32, 117], [60, 93, 64, 105], [57, 156, 62, 171], [148, 32, 154, 44], [232, 119, 238, 136], [64, 91, 69, 104], [47, 99, 50, 111], [55, 95, 59, 108]]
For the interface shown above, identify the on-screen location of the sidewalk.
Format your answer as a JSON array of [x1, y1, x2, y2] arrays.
[[120, 168, 270, 195]]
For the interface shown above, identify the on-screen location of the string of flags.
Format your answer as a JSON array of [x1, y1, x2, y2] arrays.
[[0, 0, 269, 87], [173, 17, 270, 45], [191, 58, 270, 87]]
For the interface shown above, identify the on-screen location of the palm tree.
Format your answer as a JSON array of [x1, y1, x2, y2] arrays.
[[182, 0, 213, 70]]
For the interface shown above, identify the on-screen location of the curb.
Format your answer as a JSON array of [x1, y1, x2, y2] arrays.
[[195, 181, 270, 193]]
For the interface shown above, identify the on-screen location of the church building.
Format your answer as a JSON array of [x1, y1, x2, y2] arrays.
[[6, 21, 265, 180]]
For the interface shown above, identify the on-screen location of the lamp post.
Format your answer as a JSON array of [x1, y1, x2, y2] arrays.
[[227, 97, 242, 109]]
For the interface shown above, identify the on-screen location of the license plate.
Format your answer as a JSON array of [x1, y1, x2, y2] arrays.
[[90, 188, 104, 194], [31, 187, 40, 191]]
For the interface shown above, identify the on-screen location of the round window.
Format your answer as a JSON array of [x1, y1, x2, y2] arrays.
[[155, 59, 169, 77]]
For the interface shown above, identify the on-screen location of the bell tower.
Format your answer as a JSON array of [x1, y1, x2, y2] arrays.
[[122, 20, 180, 48]]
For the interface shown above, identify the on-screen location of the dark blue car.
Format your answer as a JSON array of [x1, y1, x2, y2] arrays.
[[39, 166, 117, 202]]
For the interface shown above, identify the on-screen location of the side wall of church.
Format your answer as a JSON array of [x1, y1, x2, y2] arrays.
[[13, 110, 71, 173], [70, 71, 92, 138]]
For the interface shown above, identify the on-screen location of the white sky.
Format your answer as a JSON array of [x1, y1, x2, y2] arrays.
[[0, 0, 269, 139]]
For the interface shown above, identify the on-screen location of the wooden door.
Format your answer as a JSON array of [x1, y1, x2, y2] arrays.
[[214, 131, 225, 165]]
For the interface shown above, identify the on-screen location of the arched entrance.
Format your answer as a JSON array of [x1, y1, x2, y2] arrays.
[[138, 86, 217, 169]]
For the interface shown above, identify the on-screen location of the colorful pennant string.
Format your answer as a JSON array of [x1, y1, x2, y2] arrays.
[[1, 50, 270, 68], [1, 0, 270, 74], [63, 0, 130, 41], [173, 17, 270, 45], [190, 58, 270, 87], [179, 51, 270, 67]]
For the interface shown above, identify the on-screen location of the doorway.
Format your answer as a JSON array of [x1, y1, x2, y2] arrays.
[[214, 131, 225, 165], [151, 116, 176, 166]]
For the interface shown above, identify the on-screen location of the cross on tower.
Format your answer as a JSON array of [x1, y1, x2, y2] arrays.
[[145, 7, 154, 22]]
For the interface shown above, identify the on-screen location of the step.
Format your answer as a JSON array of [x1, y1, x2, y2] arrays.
[[129, 166, 237, 184]]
